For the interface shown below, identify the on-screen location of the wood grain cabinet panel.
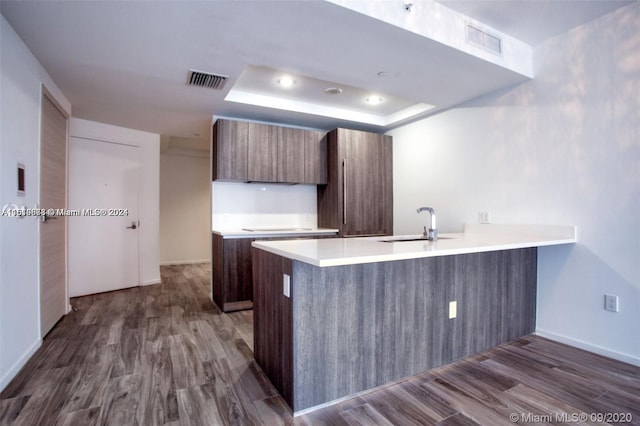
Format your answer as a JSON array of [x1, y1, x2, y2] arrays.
[[278, 127, 305, 183], [212, 119, 249, 181], [212, 234, 254, 312], [248, 122, 279, 182], [213, 119, 328, 184], [304, 130, 327, 184], [318, 128, 393, 237]]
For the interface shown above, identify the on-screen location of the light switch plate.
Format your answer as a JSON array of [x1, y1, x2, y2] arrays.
[[449, 301, 457, 319]]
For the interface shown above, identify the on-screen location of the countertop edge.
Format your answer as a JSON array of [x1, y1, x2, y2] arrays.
[[251, 224, 577, 267], [254, 238, 577, 267], [212, 228, 339, 238]]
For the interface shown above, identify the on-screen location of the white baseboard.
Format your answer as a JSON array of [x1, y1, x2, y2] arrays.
[[141, 278, 161, 286], [160, 259, 209, 266], [0, 339, 41, 391], [535, 328, 640, 366]]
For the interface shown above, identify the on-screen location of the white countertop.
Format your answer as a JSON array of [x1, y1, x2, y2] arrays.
[[251, 224, 577, 267], [212, 227, 339, 239]]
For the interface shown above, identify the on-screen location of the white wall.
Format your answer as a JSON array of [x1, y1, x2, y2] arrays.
[[160, 153, 210, 265], [69, 118, 161, 286], [0, 15, 71, 389], [390, 3, 639, 365], [211, 182, 318, 230]]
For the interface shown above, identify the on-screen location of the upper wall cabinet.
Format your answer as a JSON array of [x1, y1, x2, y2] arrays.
[[248, 122, 279, 182], [278, 127, 305, 183], [304, 130, 327, 184], [212, 119, 327, 184], [212, 119, 249, 181]]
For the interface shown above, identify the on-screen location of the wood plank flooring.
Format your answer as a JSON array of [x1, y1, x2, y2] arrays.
[[1, 263, 638, 425]]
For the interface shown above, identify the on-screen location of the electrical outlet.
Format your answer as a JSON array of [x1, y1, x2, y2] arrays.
[[449, 301, 457, 319], [478, 211, 491, 224], [604, 294, 618, 312]]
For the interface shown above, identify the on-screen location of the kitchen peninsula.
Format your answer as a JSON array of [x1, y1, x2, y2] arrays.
[[252, 224, 576, 414]]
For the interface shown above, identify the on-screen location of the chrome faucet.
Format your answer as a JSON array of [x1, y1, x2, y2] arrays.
[[417, 207, 438, 240]]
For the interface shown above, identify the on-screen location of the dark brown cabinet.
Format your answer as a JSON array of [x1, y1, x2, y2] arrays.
[[278, 127, 305, 183], [248, 122, 279, 182], [318, 128, 393, 237], [304, 130, 327, 184], [212, 233, 336, 312], [212, 119, 248, 181], [212, 119, 327, 184]]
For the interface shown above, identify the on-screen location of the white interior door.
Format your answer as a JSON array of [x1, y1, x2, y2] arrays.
[[68, 137, 140, 297]]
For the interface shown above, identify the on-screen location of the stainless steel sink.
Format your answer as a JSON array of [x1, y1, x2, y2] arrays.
[[380, 236, 456, 242]]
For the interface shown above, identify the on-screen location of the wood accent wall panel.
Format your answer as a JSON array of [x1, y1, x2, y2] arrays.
[[253, 249, 294, 408], [287, 248, 537, 411]]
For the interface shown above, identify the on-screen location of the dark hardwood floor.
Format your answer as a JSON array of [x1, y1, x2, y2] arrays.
[[1, 263, 638, 425]]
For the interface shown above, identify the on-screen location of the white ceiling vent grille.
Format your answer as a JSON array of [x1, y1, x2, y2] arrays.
[[466, 23, 502, 56], [187, 70, 228, 90]]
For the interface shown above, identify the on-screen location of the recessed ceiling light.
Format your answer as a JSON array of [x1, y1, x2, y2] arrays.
[[324, 87, 343, 95], [277, 76, 296, 88], [366, 96, 383, 105], [377, 71, 388, 77]]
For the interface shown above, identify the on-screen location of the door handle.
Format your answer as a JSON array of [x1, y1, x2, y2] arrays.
[[342, 159, 347, 225], [42, 214, 58, 223], [126, 221, 137, 230]]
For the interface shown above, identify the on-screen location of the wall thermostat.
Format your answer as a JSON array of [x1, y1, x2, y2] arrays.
[[17, 163, 25, 196]]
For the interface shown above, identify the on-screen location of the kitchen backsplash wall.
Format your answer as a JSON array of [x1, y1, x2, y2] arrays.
[[211, 181, 317, 230]]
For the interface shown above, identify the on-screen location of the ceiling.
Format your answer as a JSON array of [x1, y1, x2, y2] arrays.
[[1, 0, 633, 152]]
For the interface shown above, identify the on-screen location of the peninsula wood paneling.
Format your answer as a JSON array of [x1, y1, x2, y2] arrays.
[[252, 249, 294, 408], [284, 248, 538, 411]]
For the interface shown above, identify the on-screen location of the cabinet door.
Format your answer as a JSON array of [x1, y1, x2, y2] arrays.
[[304, 130, 327, 184], [341, 129, 393, 236], [278, 127, 305, 183], [248, 122, 278, 182], [212, 119, 248, 181]]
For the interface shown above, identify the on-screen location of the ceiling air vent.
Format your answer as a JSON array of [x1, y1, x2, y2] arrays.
[[187, 70, 228, 90], [466, 23, 502, 56]]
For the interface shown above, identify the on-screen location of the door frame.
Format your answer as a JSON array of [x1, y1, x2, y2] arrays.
[[38, 85, 70, 338]]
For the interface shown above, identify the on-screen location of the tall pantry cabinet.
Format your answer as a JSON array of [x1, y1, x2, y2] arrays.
[[318, 128, 393, 237]]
